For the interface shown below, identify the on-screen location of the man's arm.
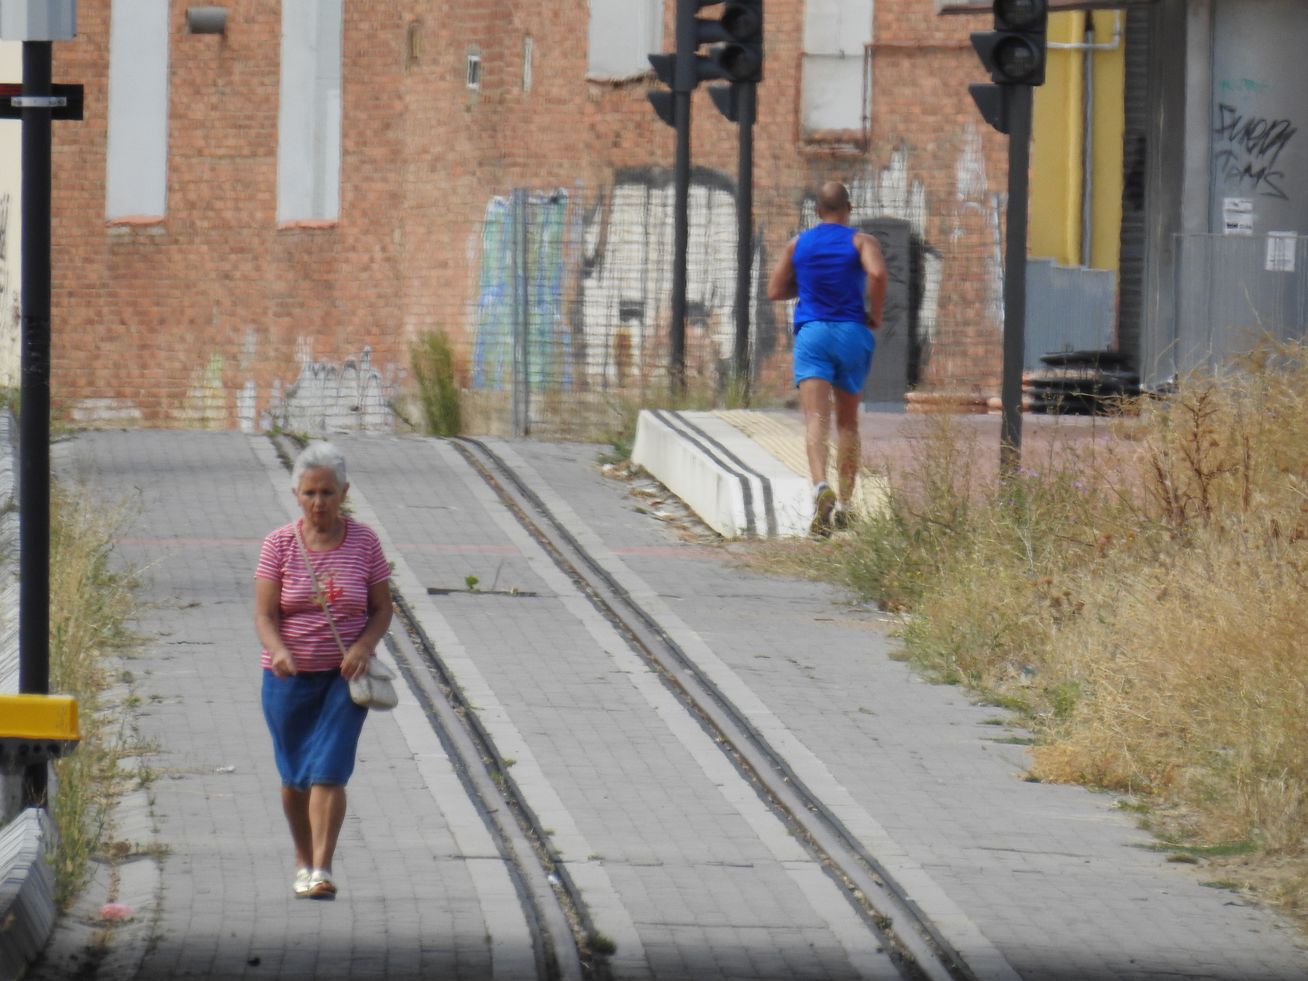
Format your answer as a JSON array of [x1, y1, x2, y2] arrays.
[[855, 232, 887, 329], [766, 238, 799, 301]]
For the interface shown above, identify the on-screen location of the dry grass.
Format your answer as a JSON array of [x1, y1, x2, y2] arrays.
[[807, 341, 1308, 922], [46, 486, 140, 906]]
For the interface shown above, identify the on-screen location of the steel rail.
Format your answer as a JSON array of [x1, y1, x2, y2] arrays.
[[451, 437, 972, 981]]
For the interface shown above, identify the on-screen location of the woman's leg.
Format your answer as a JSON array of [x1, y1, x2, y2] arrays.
[[281, 787, 313, 869], [309, 783, 348, 871]]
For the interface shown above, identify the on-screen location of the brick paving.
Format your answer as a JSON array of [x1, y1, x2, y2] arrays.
[[30, 426, 1308, 981]]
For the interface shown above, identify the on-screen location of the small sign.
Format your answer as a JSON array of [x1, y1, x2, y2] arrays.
[[0, 0, 77, 41], [1266, 232, 1298, 273], [1223, 197, 1254, 236], [0, 83, 84, 121]]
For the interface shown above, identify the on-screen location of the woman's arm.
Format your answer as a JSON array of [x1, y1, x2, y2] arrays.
[[766, 238, 799, 301], [255, 578, 297, 678], [341, 581, 394, 681]]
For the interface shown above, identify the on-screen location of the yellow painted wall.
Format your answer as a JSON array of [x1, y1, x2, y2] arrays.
[[1029, 11, 1126, 272]]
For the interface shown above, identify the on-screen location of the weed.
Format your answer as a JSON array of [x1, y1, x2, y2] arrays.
[[587, 932, 618, 956], [596, 378, 764, 464], [410, 331, 464, 437], [795, 339, 1308, 920], [46, 486, 141, 907]]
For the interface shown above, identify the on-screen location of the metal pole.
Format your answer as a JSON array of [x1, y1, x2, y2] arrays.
[[999, 84, 1031, 477], [511, 189, 529, 437], [670, 90, 690, 396], [731, 82, 755, 403], [19, 40, 53, 808]]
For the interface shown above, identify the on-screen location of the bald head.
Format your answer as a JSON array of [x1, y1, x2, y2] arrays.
[[816, 181, 852, 220]]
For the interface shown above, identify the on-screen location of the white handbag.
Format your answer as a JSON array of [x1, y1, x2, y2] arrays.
[[346, 656, 399, 711], [294, 524, 398, 711]]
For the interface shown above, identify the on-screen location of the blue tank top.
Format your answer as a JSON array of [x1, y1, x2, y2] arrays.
[[791, 223, 865, 330]]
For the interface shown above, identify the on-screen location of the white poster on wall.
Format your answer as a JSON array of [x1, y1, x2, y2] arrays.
[[1265, 231, 1297, 272], [1222, 198, 1254, 235]]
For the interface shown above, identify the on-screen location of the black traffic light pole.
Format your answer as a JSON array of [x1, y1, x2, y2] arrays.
[[665, 0, 705, 396], [969, 0, 1046, 477], [670, 90, 691, 396], [649, 0, 762, 399], [999, 84, 1032, 476], [19, 39, 53, 808], [731, 82, 755, 398]]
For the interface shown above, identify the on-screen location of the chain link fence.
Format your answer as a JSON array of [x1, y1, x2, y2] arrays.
[[424, 151, 1009, 441]]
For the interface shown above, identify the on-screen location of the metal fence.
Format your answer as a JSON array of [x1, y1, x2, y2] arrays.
[[434, 158, 1003, 440], [1144, 232, 1308, 386], [455, 171, 780, 441], [1024, 259, 1117, 371]]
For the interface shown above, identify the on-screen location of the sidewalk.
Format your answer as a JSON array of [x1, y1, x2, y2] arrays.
[[35, 432, 536, 981], [29, 425, 1308, 980]]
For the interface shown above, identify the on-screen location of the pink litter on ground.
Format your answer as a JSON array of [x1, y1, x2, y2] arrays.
[[99, 903, 134, 921]]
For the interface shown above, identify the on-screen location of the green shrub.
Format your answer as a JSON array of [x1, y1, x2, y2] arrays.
[[411, 331, 463, 437], [48, 487, 140, 906]]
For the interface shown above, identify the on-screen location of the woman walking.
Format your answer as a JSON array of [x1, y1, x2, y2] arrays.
[[254, 441, 393, 900]]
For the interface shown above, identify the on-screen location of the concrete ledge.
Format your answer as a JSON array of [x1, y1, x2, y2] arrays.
[[0, 807, 57, 981], [631, 410, 814, 539]]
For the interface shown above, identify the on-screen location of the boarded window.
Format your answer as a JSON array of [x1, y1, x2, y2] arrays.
[[277, 0, 343, 223], [106, 0, 169, 220], [587, 0, 662, 80], [802, 0, 873, 135]]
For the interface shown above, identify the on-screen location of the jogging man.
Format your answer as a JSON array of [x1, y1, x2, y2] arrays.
[[767, 181, 887, 535]]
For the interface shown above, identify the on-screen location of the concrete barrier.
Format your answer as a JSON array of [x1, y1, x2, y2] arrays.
[[631, 410, 816, 539], [0, 808, 56, 981]]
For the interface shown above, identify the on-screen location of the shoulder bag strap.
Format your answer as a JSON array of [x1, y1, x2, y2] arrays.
[[294, 521, 350, 659]]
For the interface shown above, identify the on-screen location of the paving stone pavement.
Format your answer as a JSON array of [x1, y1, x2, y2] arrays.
[[29, 428, 1308, 981], [36, 432, 532, 981]]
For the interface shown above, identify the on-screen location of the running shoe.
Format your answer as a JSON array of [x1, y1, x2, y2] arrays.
[[831, 504, 852, 532], [811, 482, 837, 537]]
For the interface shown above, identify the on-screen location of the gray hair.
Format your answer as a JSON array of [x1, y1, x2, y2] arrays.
[[292, 441, 348, 489]]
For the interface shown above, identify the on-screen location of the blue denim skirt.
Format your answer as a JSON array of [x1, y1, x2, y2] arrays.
[[262, 669, 368, 790]]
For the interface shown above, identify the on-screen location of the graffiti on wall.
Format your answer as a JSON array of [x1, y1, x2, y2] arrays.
[[1213, 102, 1297, 201], [177, 354, 227, 428], [578, 167, 774, 389], [267, 341, 394, 434], [473, 190, 572, 391], [472, 168, 776, 393], [953, 124, 1006, 332]]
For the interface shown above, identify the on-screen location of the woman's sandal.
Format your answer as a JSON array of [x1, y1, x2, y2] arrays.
[[307, 869, 337, 900]]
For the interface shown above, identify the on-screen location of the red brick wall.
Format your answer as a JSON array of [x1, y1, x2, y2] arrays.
[[48, 0, 1006, 432]]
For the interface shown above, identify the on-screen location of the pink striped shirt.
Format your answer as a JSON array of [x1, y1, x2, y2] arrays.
[[255, 518, 391, 672]]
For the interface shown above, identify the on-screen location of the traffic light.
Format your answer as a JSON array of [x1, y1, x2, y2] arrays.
[[648, 0, 764, 127], [971, 0, 1047, 86], [708, 1, 763, 85]]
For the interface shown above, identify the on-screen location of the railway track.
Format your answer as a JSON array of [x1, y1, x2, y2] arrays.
[[272, 433, 971, 981]]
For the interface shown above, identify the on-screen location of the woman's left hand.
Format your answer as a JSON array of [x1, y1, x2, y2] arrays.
[[341, 644, 373, 681]]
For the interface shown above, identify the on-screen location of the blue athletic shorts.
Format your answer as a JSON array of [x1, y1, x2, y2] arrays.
[[793, 320, 875, 394], [262, 669, 368, 790]]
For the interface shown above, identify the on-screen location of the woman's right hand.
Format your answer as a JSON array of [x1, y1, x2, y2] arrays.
[[269, 649, 297, 678]]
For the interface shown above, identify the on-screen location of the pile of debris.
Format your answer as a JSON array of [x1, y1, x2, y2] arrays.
[[1024, 350, 1140, 415]]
